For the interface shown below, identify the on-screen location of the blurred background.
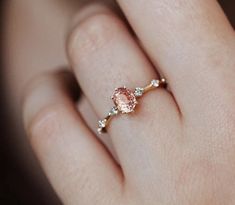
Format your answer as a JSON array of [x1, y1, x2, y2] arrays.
[[0, 0, 234, 204]]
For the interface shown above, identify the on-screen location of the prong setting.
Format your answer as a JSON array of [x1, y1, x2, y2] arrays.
[[109, 106, 119, 116], [98, 119, 107, 128], [134, 87, 144, 97], [97, 78, 166, 134], [151, 79, 160, 87]]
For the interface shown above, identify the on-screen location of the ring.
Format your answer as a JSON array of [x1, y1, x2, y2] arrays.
[[97, 78, 167, 134]]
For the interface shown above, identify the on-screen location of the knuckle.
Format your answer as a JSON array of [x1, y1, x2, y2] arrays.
[[28, 103, 65, 149], [68, 12, 120, 61], [176, 158, 220, 203], [65, 166, 115, 205]]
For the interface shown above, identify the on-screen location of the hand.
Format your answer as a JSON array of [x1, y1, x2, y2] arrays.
[[22, 1, 235, 204]]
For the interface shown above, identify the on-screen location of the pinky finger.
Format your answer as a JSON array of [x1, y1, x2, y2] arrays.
[[22, 70, 123, 205]]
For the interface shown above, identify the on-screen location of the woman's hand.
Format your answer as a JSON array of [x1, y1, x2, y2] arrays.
[[22, 1, 235, 204]]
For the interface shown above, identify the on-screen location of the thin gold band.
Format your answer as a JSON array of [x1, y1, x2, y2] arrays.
[[97, 78, 167, 134]]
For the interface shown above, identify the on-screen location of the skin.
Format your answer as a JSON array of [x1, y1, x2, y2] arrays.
[[3, 0, 235, 204]]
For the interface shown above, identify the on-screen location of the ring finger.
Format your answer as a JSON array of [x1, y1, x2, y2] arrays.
[[67, 3, 180, 183]]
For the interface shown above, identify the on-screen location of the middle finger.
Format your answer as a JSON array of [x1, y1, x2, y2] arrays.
[[117, 0, 235, 119]]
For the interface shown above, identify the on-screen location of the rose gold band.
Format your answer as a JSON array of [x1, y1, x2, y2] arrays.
[[97, 78, 167, 134]]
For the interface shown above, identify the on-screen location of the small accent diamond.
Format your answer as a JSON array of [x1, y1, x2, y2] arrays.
[[109, 107, 119, 116], [98, 119, 107, 128], [134, 87, 144, 97], [151, 79, 160, 87], [97, 127, 103, 134]]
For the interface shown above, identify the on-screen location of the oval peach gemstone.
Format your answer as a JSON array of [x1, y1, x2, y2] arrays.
[[112, 87, 137, 113]]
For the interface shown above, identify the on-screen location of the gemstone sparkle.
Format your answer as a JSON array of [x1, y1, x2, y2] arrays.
[[151, 79, 160, 87], [112, 87, 137, 113], [98, 119, 107, 128], [134, 87, 144, 97], [109, 106, 119, 116]]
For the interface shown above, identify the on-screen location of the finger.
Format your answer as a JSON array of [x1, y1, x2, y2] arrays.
[[116, 0, 235, 118], [22, 71, 123, 205], [67, 3, 180, 181], [77, 95, 119, 162]]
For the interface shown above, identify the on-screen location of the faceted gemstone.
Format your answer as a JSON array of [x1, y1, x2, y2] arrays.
[[98, 119, 107, 128], [112, 87, 137, 113], [134, 87, 144, 97], [151, 79, 160, 87], [109, 106, 119, 116]]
